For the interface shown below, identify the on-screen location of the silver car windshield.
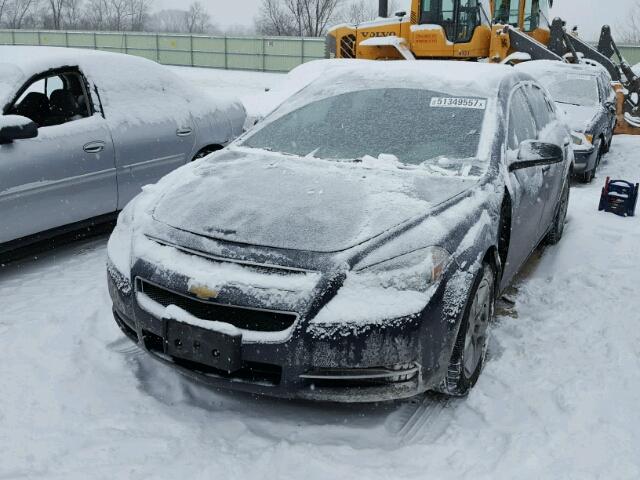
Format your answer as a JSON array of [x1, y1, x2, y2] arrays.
[[542, 72, 600, 107], [241, 88, 490, 175]]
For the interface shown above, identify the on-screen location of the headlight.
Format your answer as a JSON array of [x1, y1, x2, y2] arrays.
[[571, 133, 583, 145], [353, 247, 451, 293], [107, 198, 138, 280], [571, 131, 593, 148]]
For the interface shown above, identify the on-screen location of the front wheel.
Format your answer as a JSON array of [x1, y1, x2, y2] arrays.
[[546, 176, 570, 245], [440, 262, 496, 397]]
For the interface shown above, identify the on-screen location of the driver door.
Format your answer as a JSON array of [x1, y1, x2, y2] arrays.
[[0, 68, 117, 244], [501, 86, 547, 288]]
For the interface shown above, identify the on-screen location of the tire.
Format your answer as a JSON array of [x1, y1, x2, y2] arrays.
[[581, 169, 595, 184], [546, 176, 570, 246], [580, 139, 602, 183], [440, 262, 496, 397], [192, 145, 222, 161]]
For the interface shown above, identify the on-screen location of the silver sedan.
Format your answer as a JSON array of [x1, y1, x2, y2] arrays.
[[0, 46, 246, 254]]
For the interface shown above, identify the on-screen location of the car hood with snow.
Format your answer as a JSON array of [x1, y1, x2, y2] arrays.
[[151, 148, 476, 253], [556, 103, 600, 133]]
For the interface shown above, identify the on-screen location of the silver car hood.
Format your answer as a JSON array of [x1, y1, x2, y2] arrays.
[[152, 148, 476, 253]]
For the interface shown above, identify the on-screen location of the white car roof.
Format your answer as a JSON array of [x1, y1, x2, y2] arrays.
[[0, 46, 235, 127]]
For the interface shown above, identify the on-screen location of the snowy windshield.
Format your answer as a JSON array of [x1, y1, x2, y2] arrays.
[[242, 88, 490, 175], [541, 72, 600, 107]]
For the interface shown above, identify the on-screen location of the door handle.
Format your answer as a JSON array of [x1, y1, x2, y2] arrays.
[[542, 165, 551, 173], [83, 141, 105, 154], [176, 127, 193, 137]]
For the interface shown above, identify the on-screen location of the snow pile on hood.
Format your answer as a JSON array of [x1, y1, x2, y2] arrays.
[[150, 147, 477, 253], [556, 103, 599, 133]]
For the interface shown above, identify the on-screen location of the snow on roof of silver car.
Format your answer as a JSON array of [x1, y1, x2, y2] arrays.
[[0, 46, 240, 125]]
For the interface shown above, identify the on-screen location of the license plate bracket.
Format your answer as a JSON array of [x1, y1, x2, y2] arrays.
[[163, 318, 242, 373]]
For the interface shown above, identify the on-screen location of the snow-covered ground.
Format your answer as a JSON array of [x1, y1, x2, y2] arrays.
[[1, 68, 640, 479]]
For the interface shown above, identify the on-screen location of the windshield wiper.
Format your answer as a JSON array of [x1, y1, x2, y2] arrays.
[[556, 100, 582, 106]]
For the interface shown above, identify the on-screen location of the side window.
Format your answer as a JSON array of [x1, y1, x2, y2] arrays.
[[494, 0, 520, 27], [8, 69, 92, 129], [600, 73, 614, 102], [523, 0, 541, 31], [508, 87, 537, 150], [526, 85, 552, 134]]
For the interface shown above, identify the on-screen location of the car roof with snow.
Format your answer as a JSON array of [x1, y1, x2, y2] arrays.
[[0, 45, 153, 75], [294, 60, 526, 101], [516, 59, 608, 78], [0, 45, 240, 126], [0, 46, 192, 113]]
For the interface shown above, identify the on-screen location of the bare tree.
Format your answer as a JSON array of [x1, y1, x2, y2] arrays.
[[148, 8, 187, 32], [619, 1, 640, 45], [256, 0, 342, 37], [255, 0, 297, 36], [4, 0, 39, 28], [45, 0, 64, 28], [339, 0, 400, 24], [62, 0, 83, 28], [185, 1, 210, 33], [128, 0, 151, 31], [0, 0, 9, 25]]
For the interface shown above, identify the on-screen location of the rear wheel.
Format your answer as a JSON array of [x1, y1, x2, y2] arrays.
[[192, 145, 223, 161], [440, 262, 495, 397], [546, 176, 570, 245]]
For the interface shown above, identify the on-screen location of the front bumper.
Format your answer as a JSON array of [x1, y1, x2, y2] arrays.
[[107, 257, 462, 403], [572, 145, 597, 173]]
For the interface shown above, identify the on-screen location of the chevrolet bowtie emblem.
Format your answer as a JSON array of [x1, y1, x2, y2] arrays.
[[188, 284, 219, 300]]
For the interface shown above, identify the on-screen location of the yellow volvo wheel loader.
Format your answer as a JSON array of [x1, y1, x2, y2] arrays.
[[325, 0, 557, 62], [326, 0, 640, 134]]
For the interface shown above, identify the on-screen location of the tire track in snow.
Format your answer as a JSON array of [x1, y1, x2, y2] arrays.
[[385, 394, 459, 445]]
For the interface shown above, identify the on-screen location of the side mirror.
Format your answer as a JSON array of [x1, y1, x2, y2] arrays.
[[510, 140, 563, 172], [0, 115, 38, 144]]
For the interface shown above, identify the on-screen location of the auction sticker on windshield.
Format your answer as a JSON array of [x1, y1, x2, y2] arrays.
[[430, 97, 487, 109]]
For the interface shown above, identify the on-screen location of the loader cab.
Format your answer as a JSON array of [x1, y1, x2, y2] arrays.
[[493, 0, 520, 27], [492, 0, 551, 33], [419, 0, 492, 43]]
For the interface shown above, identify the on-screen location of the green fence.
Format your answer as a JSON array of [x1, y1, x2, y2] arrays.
[[0, 30, 327, 73], [1, 29, 639, 72], [619, 46, 640, 66]]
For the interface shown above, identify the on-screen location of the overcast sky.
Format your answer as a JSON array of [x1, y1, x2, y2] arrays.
[[154, 0, 637, 41]]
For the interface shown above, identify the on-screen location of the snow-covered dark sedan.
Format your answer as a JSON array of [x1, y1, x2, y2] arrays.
[[107, 61, 572, 402], [517, 60, 617, 183]]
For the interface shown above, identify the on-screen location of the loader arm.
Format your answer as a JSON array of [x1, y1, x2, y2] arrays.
[[548, 18, 620, 81], [491, 25, 562, 63], [598, 25, 640, 93]]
